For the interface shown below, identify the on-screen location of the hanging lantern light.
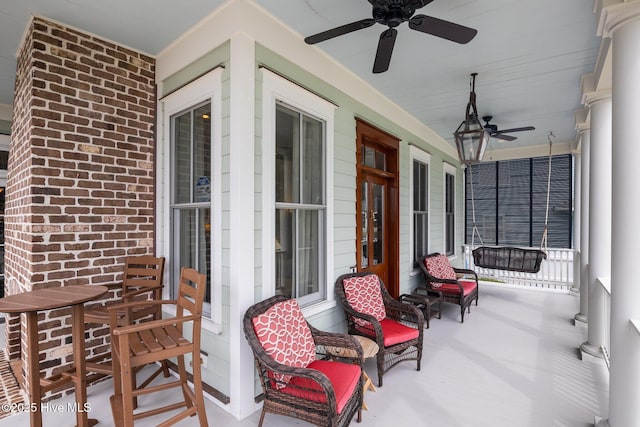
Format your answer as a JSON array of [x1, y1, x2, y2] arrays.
[[453, 73, 489, 164]]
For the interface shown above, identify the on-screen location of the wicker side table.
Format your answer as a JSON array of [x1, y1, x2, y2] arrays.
[[399, 290, 442, 328]]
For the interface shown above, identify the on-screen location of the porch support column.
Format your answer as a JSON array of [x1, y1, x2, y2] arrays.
[[228, 32, 258, 420], [580, 93, 611, 360], [570, 147, 581, 296], [575, 126, 590, 323], [598, 4, 640, 426]]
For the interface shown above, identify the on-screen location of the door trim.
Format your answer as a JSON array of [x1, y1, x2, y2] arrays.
[[355, 119, 400, 297]]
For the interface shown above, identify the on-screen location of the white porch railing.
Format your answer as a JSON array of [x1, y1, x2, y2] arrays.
[[462, 245, 575, 291], [597, 277, 611, 369]]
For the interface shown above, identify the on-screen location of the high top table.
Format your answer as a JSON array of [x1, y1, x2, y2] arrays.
[[0, 285, 108, 427]]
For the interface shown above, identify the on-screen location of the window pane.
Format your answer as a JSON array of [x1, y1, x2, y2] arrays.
[[276, 105, 300, 204], [302, 115, 323, 205], [275, 208, 295, 298], [362, 146, 386, 170], [297, 210, 322, 298], [193, 103, 211, 203], [173, 111, 192, 204], [446, 173, 455, 256], [414, 213, 428, 262], [175, 208, 196, 274], [198, 208, 212, 304], [413, 159, 428, 265]]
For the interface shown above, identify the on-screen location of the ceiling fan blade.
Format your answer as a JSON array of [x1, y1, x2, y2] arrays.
[[373, 28, 397, 74], [304, 18, 376, 44], [491, 133, 517, 142], [494, 126, 535, 134], [408, 14, 477, 44]]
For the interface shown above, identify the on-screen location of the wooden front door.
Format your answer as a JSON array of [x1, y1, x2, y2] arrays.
[[355, 120, 400, 297]]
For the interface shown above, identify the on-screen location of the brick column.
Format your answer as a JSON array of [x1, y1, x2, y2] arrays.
[[6, 16, 156, 398]]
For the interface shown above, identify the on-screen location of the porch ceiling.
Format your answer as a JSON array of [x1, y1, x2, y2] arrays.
[[0, 0, 600, 159]]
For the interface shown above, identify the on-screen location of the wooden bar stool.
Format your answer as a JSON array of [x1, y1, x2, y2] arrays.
[[109, 267, 208, 427]]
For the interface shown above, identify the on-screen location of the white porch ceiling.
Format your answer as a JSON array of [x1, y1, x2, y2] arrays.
[[0, 0, 600, 159]]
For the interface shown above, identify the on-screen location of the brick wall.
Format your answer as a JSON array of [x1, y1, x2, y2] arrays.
[[5, 16, 156, 398]]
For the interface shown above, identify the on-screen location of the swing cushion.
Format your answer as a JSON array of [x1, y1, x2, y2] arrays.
[[423, 254, 457, 289]]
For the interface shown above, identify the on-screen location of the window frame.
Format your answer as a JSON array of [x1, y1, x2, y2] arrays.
[[409, 145, 431, 274], [158, 68, 223, 333], [443, 162, 457, 258], [261, 69, 335, 317]]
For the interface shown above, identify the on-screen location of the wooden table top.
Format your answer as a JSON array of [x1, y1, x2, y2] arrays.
[[326, 335, 379, 360], [0, 285, 108, 313]]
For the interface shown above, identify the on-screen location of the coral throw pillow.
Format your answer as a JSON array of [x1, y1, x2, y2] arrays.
[[342, 275, 387, 327], [424, 254, 457, 289], [252, 299, 316, 388]]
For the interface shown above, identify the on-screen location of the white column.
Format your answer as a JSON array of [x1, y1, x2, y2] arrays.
[[606, 7, 640, 427], [575, 129, 590, 323], [571, 151, 581, 295], [580, 95, 611, 360], [228, 32, 258, 420]]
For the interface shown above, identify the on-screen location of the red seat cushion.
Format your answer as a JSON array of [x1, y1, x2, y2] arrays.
[[282, 360, 361, 414], [438, 279, 477, 296], [252, 299, 316, 388], [342, 275, 387, 328], [356, 318, 419, 347]]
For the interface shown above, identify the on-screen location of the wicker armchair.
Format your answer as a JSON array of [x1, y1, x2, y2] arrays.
[[419, 252, 479, 323], [243, 295, 364, 427], [335, 272, 424, 387]]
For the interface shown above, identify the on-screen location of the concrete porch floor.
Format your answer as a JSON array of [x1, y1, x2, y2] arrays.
[[0, 284, 609, 426]]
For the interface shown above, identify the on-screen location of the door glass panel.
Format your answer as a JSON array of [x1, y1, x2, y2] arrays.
[[372, 183, 384, 265], [361, 182, 368, 269]]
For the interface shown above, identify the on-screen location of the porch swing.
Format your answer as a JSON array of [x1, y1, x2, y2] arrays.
[[469, 134, 555, 274]]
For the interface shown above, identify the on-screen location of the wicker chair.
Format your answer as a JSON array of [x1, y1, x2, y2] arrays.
[[419, 252, 479, 323], [335, 272, 424, 387], [243, 295, 363, 427]]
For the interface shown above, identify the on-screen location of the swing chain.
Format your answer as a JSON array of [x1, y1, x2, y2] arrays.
[[540, 132, 554, 253]]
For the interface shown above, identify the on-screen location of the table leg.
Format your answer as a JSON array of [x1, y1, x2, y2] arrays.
[[25, 312, 42, 427], [71, 304, 95, 427]]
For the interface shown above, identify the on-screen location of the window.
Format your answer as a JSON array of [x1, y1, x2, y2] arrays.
[[409, 146, 430, 270], [464, 155, 573, 248], [262, 69, 335, 312], [170, 103, 212, 308], [159, 68, 222, 332], [444, 164, 456, 256], [274, 103, 325, 305]]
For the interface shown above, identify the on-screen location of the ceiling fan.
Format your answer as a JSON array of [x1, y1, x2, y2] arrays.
[[482, 116, 535, 142], [304, 0, 477, 73]]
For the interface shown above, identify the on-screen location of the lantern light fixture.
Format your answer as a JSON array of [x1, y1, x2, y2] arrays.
[[453, 72, 489, 164]]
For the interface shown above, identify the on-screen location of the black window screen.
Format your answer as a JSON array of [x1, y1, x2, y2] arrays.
[[465, 155, 572, 248]]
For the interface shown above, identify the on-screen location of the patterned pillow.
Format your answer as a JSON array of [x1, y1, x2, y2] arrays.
[[252, 299, 317, 388], [424, 254, 457, 289], [342, 275, 387, 327]]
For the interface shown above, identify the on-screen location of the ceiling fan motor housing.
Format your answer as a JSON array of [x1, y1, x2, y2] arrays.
[[372, 0, 418, 27]]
